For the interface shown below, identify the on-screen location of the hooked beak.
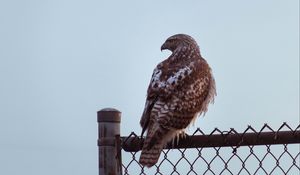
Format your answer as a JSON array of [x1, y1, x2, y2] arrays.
[[160, 42, 168, 51]]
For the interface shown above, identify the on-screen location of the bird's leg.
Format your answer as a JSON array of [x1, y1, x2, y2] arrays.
[[177, 131, 188, 144]]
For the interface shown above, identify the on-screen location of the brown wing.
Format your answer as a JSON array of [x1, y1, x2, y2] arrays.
[[156, 58, 216, 131], [139, 66, 163, 137], [140, 58, 193, 136], [140, 97, 157, 137]]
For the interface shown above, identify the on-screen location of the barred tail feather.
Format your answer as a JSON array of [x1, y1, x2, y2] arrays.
[[139, 125, 166, 167], [139, 127, 182, 167], [139, 140, 164, 167]]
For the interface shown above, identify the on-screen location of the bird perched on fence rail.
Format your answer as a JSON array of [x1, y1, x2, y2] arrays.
[[139, 34, 216, 167]]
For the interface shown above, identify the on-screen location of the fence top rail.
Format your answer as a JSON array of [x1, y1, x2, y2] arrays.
[[121, 123, 300, 152]]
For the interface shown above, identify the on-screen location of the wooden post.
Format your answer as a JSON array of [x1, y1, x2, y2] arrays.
[[98, 108, 122, 175]]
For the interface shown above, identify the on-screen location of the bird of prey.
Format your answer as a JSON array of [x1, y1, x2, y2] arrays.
[[139, 34, 216, 167]]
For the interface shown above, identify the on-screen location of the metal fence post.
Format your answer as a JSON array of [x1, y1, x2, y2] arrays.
[[98, 108, 122, 175]]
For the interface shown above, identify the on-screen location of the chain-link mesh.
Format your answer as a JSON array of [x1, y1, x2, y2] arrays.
[[121, 123, 300, 175]]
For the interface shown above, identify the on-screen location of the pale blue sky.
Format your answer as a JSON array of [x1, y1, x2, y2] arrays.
[[0, 1, 299, 174]]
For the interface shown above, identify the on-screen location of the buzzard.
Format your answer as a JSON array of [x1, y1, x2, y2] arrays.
[[139, 34, 216, 167]]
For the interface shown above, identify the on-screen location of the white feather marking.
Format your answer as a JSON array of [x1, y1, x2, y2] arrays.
[[167, 66, 192, 85], [151, 68, 166, 88], [152, 68, 161, 82]]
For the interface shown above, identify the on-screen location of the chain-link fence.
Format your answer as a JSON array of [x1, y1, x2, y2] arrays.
[[121, 123, 300, 175]]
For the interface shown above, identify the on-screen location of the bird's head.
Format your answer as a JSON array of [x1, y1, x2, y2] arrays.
[[161, 34, 198, 52]]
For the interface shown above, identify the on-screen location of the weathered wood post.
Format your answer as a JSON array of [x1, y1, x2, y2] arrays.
[[98, 108, 122, 175]]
